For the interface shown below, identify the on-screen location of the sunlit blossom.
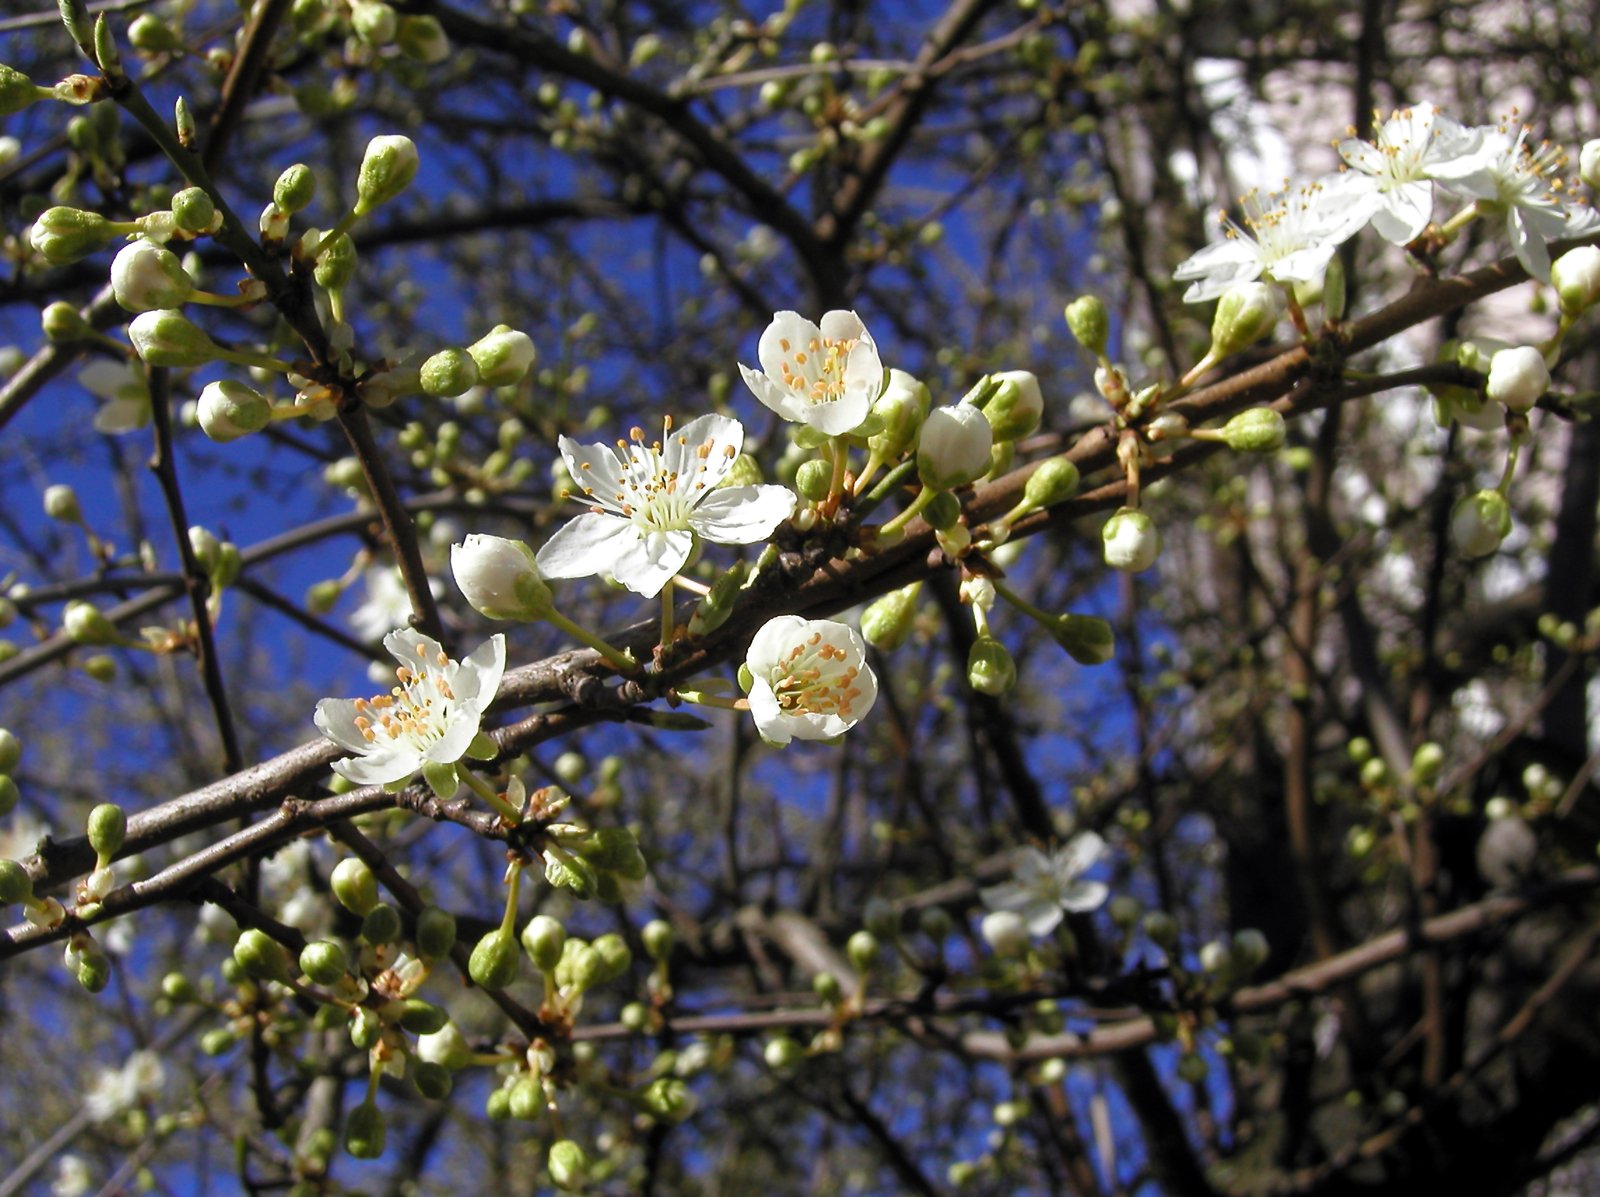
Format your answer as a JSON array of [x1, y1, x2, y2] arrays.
[[738, 310, 883, 434], [1337, 103, 1489, 244], [980, 833, 1109, 936], [745, 615, 878, 745]]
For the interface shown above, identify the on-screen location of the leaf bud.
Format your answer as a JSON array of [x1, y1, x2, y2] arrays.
[[1101, 507, 1160, 572], [846, 929, 879, 974], [861, 581, 921, 651], [967, 634, 1016, 696], [87, 802, 126, 860], [1220, 407, 1286, 453], [1064, 296, 1109, 357], [983, 370, 1044, 442], [111, 240, 195, 312], [343, 1100, 386, 1159], [794, 458, 832, 502], [330, 857, 380, 915], [233, 928, 293, 983], [0, 859, 33, 906], [582, 825, 648, 881], [548, 1139, 592, 1190], [170, 187, 217, 234], [466, 324, 536, 387], [687, 564, 745, 637], [521, 914, 566, 972], [64, 601, 120, 646], [450, 534, 551, 621], [273, 164, 316, 214], [1485, 346, 1549, 413], [361, 902, 402, 944], [1048, 613, 1114, 665], [1210, 282, 1283, 358], [128, 309, 221, 368], [419, 347, 479, 398], [354, 134, 419, 216], [545, 851, 598, 899], [397, 14, 451, 63], [591, 932, 632, 983], [1451, 489, 1512, 559], [468, 927, 521, 989], [414, 905, 457, 959], [917, 405, 993, 490], [29, 206, 115, 265]]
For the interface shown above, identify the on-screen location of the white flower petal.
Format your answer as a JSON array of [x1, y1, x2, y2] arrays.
[[1370, 181, 1434, 244], [535, 512, 638, 579], [331, 747, 422, 787], [458, 632, 506, 704], [314, 697, 377, 754], [1060, 879, 1110, 913], [1060, 830, 1107, 877], [666, 412, 744, 485], [688, 484, 796, 544], [558, 435, 628, 510], [607, 528, 693, 597], [746, 678, 792, 746], [1022, 902, 1066, 938]]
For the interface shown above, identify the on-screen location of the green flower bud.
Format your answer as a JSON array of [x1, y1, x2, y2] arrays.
[[1065, 296, 1109, 356], [559, 942, 604, 993], [397, 14, 451, 63], [637, 1076, 695, 1123], [468, 927, 521, 989], [1199, 938, 1233, 977], [548, 1139, 592, 1190], [1232, 928, 1269, 974], [591, 932, 632, 983], [967, 634, 1016, 696], [484, 1085, 512, 1120], [1220, 407, 1286, 453], [42, 301, 94, 343], [305, 580, 342, 614], [0, 859, 33, 906], [87, 802, 126, 860], [919, 906, 952, 941], [128, 13, 182, 53], [764, 1034, 803, 1071], [846, 929, 879, 974], [983, 370, 1044, 442], [234, 928, 293, 983], [160, 971, 197, 1002], [412, 1059, 452, 1100], [354, 134, 419, 216], [112, 240, 195, 312], [1452, 489, 1512, 559], [128, 309, 222, 368], [273, 164, 315, 215], [1022, 456, 1079, 510], [64, 601, 121, 646], [507, 1075, 543, 1121], [868, 369, 930, 461], [466, 324, 535, 387], [350, 0, 398, 45], [43, 484, 81, 523], [0, 776, 18, 818], [794, 458, 832, 502], [1411, 742, 1445, 784], [521, 914, 565, 972], [417, 1022, 473, 1070], [398, 998, 448, 1036], [1177, 1052, 1209, 1084], [414, 905, 457, 959], [330, 857, 380, 915], [924, 488, 963, 532], [1143, 910, 1178, 949], [812, 970, 842, 1004], [1102, 507, 1160, 572], [621, 1001, 650, 1030], [29, 207, 115, 266], [641, 918, 673, 962], [344, 1100, 386, 1159], [350, 1005, 382, 1050], [1048, 613, 1114, 666], [299, 940, 347, 986], [361, 902, 402, 945], [861, 581, 921, 651], [312, 230, 356, 290], [1210, 282, 1283, 358], [78, 952, 112, 993], [199, 1027, 236, 1055], [171, 187, 217, 233], [419, 347, 479, 398]]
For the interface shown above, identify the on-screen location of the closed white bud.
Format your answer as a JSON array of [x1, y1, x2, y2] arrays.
[[111, 239, 195, 312], [1581, 139, 1600, 191], [354, 134, 419, 216], [129, 309, 221, 367], [450, 534, 552, 620], [868, 368, 929, 460], [258, 201, 290, 243], [466, 324, 536, 387], [1552, 246, 1600, 316], [43, 484, 81, 523], [916, 405, 993, 490], [63, 601, 120, 646], [1102, 506, 1160, 572], [1485, 346, 1549, 413], [197, 379, 271, 442], [1451, 489, 1512, 558], [188, 525, 220, 572], [980, 909, 1029, 957]]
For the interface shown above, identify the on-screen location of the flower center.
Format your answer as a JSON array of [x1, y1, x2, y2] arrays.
[[581, 415, 736, 532], [351, 641, 455, 747], [770, 630, 865, 718], [774, 333, 858, 405]]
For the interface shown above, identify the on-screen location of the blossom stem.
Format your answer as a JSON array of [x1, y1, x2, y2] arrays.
[[188, 290, 258, 308], [497, 860, 523, 938], [674, 689, 749, 711], [1176, 350, 1220, 392], [1284, 290, 1310, 338], [1436, 201, 1483, 243], [878, 485, 940, 538], [313, 210, 361, 260], [462, 768, 523, 824], [1496, 432, 1525, 495], [828, 435, 850, 509], [992, 579, 1055, 628], [670, 574, 712, 597], [543, 608, 637, 673], [659, 583, 675, 648], [215, 348, 296, 374], [853, 448, 886, 496], [855, 458, 918, 519]]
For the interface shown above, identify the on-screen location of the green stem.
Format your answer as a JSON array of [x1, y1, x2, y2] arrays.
[[675, 689, 749, 711], [216, 348, 295, 374], [855, 458, 917, 519], [313, 211, 360, 260], [189, 290, 257, 309], [544, 607, 636, 673], [1496, 434, 1525, 495], [497, 862, 523, 938], [879, 485, 940, 537], [1437, 200, 1483, 242], [462, 768, 523, 824], [1176, 349, 1219, 393], [853, 448, 886, 496], [828, 435, 849, 506], [659, 583, 675, 649], [993, 578, 1056, 628]]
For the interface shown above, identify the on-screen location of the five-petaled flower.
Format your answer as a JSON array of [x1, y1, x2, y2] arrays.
[[738, 310, 883, 435], [315, 628, 505, 786], [1336, 103, 1489, 245], [536, 413, 795, 599], [980, 833, 1109, 936], [745, 615, 878, 745]]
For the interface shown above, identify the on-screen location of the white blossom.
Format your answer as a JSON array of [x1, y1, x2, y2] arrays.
[[1484, 345, 1549, 412], [1336, 104, 1490, 244], [745, 615, 878, 745], [1173, 175, 1372, 302], [80, 360, 152, 433], [738, 310, 883, 435], [51, 1155, 91, 1197], [84, 1049, 165, 1123], [537, 413, 794, 598], [314, 629, 505, 786], [980, 833, 1110, 936]]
